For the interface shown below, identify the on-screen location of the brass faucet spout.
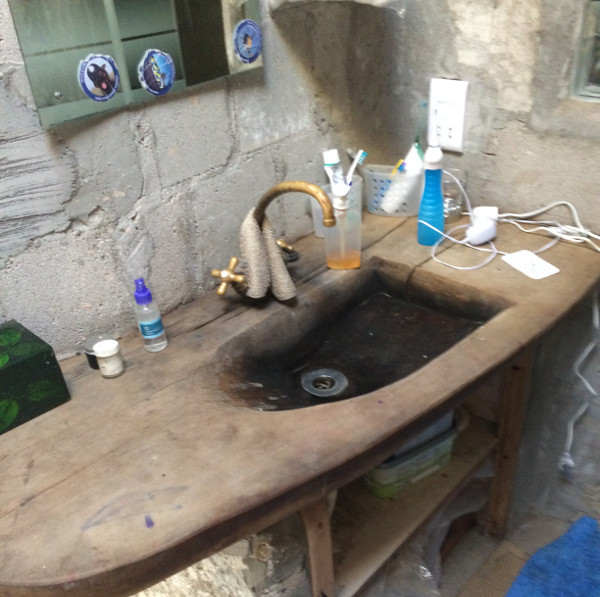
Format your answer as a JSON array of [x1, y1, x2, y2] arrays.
[[211, 181, 336, 298], [254, 181, 336, 228]]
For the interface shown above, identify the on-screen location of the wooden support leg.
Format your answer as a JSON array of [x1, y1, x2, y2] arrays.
[[485, 347, 534, 537], [300, 496, 336, 597]]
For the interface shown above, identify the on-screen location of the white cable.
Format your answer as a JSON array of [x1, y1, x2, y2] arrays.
[[418, 188, 600, 272], [502, 218, 600, 252], [432, 243, 498, 270], [499, 201, 586, 227], [418, 220, 501, 271], [559, 400, 588, 476], [499, 202, 600, 252], [565, 402, 589, 449], [573, 289, 600, 400], [499, 219, 562, 254], [559, 289, 600, 476], [573, 341, 599, 397], [420, 218, 557, 271]]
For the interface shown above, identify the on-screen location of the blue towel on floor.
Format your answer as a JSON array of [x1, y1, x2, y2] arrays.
[[506, 516, 600, 597]]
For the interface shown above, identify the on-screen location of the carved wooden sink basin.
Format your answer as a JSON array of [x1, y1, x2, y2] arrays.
[[216, 262, 502, 410]]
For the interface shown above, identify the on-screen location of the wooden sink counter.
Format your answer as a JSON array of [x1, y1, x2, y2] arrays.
[[1, 215, 598, 596]]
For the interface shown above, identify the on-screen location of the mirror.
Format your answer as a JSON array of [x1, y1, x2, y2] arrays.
[[7, 0, 263, 128]]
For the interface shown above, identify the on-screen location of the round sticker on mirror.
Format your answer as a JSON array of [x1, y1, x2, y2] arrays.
[[138, 49, 176, 96], [233, 19, 263, 64], [78, 54, 119, 101]]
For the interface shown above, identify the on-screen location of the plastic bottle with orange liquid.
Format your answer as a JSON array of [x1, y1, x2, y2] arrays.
[[322, 149, 362, 270]]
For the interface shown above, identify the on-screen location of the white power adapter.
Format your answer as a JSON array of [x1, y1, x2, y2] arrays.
[[465, 206, 498, 245]]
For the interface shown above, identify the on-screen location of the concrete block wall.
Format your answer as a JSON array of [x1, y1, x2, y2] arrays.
[[6, 0, 596, 362], [513, 292, 600, 526], [1, 1, 599, 350], [0, 0, 351, 358]]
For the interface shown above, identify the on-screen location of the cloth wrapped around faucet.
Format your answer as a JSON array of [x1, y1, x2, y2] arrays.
[[239, 207, 296, 301]]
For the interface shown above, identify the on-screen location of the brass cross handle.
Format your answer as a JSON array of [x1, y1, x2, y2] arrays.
[[276, 238, 300, 262], [211, 257, 246, 296]]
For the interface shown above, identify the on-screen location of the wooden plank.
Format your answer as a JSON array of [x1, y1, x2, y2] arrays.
[[331, 418, 497, 597], [300, 496, 337, 597], [485, 348, 534, 536]]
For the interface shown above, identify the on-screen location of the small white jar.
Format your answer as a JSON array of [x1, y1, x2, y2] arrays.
[[93, 339, 125, 378]]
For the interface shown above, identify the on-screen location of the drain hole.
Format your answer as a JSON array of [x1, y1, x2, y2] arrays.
[[313, 375, 336, 390], [300, 368, 349, 398]]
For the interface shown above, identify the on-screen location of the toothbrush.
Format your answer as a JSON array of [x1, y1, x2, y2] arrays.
[[390, 158, 406, 176], [346, 149, 368, 186]]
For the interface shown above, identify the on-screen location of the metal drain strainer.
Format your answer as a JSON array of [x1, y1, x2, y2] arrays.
[[300, 368, 348, 398]]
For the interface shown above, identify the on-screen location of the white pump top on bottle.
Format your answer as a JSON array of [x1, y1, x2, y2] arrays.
[[423, 145, 443, 170]]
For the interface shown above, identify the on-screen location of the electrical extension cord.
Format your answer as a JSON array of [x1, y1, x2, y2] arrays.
[[500, 201, 600, 252], [421, 190, 599, 270]]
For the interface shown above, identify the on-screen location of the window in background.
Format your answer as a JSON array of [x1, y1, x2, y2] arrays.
[[574, 1, 600, 99]]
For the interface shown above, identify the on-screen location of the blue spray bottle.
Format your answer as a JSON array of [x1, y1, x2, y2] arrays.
[[417, 144, 445, 246]]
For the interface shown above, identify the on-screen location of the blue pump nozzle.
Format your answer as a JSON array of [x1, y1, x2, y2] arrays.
[[134, 278, 152, 305]]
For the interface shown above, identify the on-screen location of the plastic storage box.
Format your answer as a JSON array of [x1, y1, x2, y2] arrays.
[[365, 165, 423, 217], [363, 424, 458, 499], [391, 411, 453, 458]]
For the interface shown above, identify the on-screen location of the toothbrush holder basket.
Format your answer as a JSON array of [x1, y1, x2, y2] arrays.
[[365, 165, 423, 217]]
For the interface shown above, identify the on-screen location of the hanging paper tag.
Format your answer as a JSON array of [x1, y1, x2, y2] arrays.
[[501, 250, 560, 279], [233, 19, 263, 64], [78, 54, 119, 101], [138, 49, 176, 96]]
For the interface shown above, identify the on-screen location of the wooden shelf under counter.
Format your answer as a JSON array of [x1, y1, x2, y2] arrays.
[[330, 417, 497, 597]]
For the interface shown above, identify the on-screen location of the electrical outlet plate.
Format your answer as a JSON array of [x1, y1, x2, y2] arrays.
[[428, 78, 469, 152]]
